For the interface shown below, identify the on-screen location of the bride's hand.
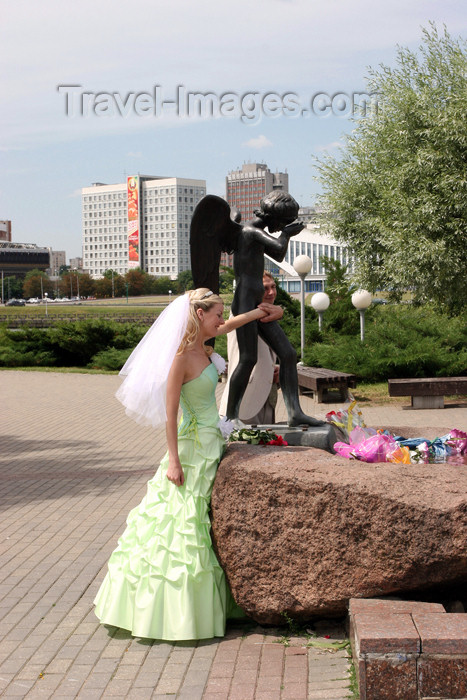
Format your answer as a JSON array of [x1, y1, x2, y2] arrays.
[[166, 459, 185, 487], [258, 302, 283, 322]]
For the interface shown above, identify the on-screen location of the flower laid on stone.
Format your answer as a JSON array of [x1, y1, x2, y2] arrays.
[[329, 407, 467, 465], [267, 434, 288, 446], [325, 401, 367, 441], [446, 428, 467, 454], [229, 427, 288, 446]]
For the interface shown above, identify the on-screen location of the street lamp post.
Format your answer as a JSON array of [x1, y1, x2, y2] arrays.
[[74, 270, 80, 299], [351, 290, 372, 341], [311, 291, 330, 331], [293, 255, 312, 363], [44, 292, 48, 317]]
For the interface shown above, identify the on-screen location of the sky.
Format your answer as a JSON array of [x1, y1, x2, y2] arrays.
[[1, 0, 466, 260]]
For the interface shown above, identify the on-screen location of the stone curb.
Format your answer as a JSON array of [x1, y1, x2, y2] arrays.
[[349, 598, 467, 699]]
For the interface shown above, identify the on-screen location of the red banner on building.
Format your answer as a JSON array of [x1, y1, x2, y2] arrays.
[[127, 176, 140, 268]]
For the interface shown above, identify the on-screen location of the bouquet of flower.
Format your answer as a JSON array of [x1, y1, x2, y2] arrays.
[[229, 427, 288, 446], [446, 429, 467, 454], [326, 400, 368, 442]]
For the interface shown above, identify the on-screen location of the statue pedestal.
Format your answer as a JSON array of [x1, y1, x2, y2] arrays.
[[212, 443, 467, 624], [249, 422, 338, 453]]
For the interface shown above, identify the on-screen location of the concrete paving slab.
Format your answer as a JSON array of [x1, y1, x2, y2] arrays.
[[5, 369, 463, 698]]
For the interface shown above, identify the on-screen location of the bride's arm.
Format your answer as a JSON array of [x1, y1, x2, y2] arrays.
[[219, 305, 268, 335], [165, 354, 186, 487]]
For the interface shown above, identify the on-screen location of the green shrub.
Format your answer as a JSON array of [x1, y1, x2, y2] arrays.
[[0, 320, 149, 368], [1, 296, 465, 383], [303, 304, 467, 381], [0, 345, 57, 367], [47, 320, 119, 365], [89, 347, 133, 371], [111, 324, 147, 349]]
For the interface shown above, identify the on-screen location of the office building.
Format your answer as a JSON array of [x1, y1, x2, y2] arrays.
[[82, 175, 206, 278], [0, 220, 12, 242], [223, 163, 289, 267], [69, 257, 83, 271], [226, 162, 289, 223], [0, 242, 50, 277], [265, 208, 354, 293], [49, 250, 66, 275]]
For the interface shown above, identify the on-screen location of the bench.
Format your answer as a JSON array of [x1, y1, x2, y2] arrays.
[[388, 377, 467, 409], [297, 367, 357, 403]]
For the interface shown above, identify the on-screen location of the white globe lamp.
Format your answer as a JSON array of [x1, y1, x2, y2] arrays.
[[311, 292, 330, 331], [351, 290, 372, 341]]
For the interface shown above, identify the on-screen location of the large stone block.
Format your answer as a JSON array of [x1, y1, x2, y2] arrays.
[[211, 444, 467, 623]]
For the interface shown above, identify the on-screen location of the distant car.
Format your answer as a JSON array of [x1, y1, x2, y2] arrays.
[[6, 299, 26, 306], [372, 298, 388, 305], [27, 297, 40, 304]]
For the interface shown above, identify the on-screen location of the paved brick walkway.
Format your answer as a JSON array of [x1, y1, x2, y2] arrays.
[[1, 370, 465, 699]]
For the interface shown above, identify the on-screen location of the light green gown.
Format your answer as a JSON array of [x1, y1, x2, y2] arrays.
[[94, 362, 242, 640]]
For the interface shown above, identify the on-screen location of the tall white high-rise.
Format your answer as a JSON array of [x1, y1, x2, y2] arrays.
[[82, 175, 206, 278]]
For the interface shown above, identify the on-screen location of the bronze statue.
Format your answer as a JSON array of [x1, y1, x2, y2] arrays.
[[190, 191, 325, 428]]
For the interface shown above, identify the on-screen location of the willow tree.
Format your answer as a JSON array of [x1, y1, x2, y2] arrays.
[[316, 24, 467, 313]]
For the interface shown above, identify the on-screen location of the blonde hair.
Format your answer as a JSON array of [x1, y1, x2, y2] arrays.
[[177, 288, 223, 354]]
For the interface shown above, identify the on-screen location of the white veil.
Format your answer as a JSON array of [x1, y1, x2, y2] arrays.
[[115, 293, 190, 428]]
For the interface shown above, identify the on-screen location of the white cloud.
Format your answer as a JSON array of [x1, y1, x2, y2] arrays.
[[315, 141, 343, 152], [68, 189, 83, 198], [242, 134, 273, 149], [2, 1, 466, 148]]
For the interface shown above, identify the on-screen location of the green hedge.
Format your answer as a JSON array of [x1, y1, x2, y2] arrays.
[[0, 302, 465, 382], [303, 304, 467, 382], [0, 320, 148, 369]]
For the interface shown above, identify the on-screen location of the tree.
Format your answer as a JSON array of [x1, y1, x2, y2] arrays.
[[320, 257, 358, 334], [176, 269, 193, 293], [103, 269, 125, 297], [77, 273, 96, 298], [316, 24, 467, 313], [151, 276, 174, 294], [124, 268, 151, 296], [219, 266, 235, 293], [59, 272, 79, 298], [23, 270, 52, 299], [3, 276, 23, 300], [95, 277, 113, 298]]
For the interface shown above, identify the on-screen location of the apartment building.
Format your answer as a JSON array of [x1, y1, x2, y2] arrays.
[[82, 175, 206, 278]]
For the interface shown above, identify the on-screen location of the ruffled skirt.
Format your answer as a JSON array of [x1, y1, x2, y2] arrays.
[[94, 426, 242, 640]]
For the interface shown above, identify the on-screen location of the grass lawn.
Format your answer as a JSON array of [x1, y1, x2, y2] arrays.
[[352, 382, 404, 405], [0, 296, 170, 320], [0, 294, 235, 322], [353, 382, 466, 406]]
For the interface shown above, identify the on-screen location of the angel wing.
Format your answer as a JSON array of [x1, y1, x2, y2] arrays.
[[190, 195, 242, 292]]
